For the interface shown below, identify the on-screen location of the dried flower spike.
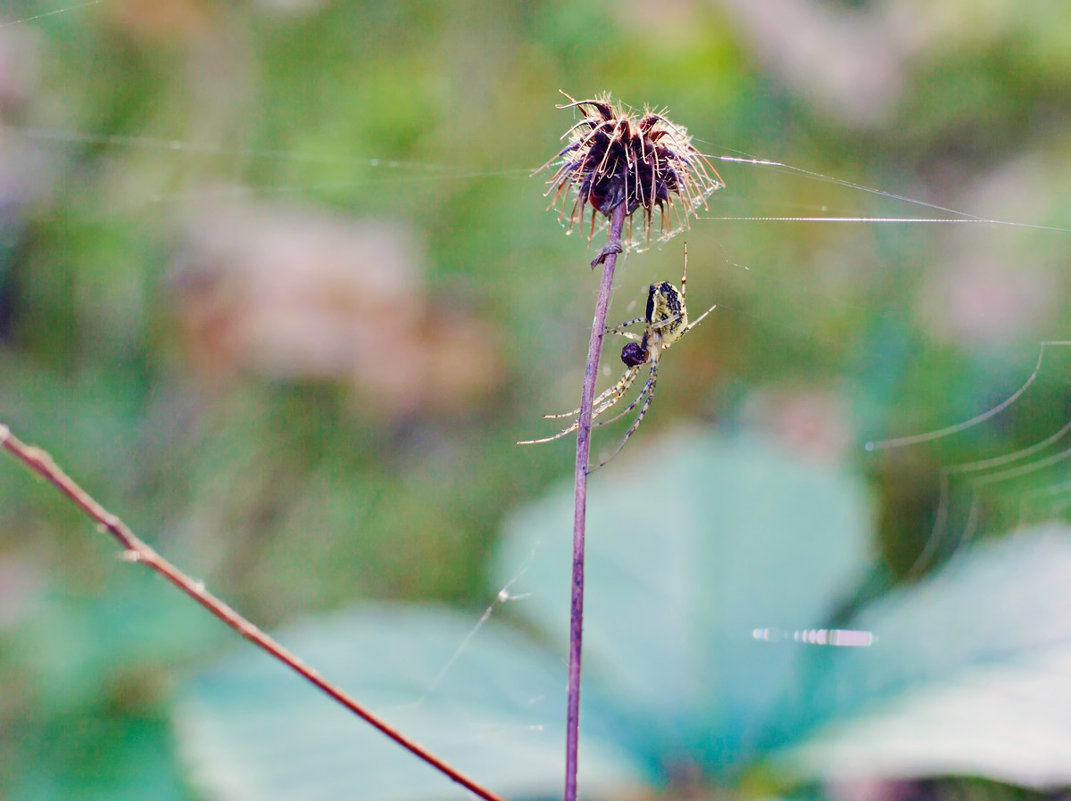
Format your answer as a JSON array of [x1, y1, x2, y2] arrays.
[[538, 92, 724, 255]]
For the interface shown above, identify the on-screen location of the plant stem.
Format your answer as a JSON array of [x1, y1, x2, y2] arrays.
[[564, 202, 627, 801], [0, 424, 505, 801]]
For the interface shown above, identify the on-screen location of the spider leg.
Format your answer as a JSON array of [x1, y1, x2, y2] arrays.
[[590, 366, 644, 411], [605, 314, 645, 336], [675, 242, 716, 333], [592, 367, 651, 427], [540, 366, 640, 420], [680, 243, 689, 303], [518, 378, 630, 442], [516, 421, 580, 445], [589, 360, 659, 472], [683, 302, 717, 332], [539, 385, 611, 421]]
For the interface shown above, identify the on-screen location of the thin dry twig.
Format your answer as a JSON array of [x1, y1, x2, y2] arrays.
[[0, 423, 505, 801], [564, 201, 627, 801]]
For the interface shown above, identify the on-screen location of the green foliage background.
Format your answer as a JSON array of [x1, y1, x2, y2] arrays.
[[2, 0, 1071, 798]]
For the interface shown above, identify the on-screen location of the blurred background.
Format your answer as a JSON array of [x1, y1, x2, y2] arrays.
[[2, 0, 1071, 799]]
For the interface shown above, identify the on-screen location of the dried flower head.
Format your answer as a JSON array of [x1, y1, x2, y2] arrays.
[[538, 92, 724, 245]]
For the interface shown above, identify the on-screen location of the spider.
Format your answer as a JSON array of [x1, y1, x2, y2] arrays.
[[518, 246, 716, 469]]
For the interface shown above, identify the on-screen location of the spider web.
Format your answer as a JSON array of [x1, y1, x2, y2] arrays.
[[6, 0, 1071, 634], [7, 0, 1071, 778], [866, 340, 1071, 578]]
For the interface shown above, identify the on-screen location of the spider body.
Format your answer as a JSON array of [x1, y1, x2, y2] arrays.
[[518, 247, 716, 469], [621, 341, 647, 368]]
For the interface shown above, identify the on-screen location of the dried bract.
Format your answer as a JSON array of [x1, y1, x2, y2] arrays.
[[538, 92, 724, 245]]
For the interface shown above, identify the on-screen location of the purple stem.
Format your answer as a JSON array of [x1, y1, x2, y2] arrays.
[[564, 202, 627, 801]]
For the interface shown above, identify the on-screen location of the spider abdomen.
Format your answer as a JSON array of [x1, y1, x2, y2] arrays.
[[648, 282, 688, 344]]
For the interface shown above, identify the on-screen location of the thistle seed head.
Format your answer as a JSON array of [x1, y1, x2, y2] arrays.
[[537, 92, 724, 245]]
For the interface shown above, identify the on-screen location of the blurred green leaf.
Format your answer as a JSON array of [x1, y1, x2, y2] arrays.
[[11, 571, 217, 714], [775, 523, 1071, 791], [174, 604, 644, 801], [11, 709, 190, 801]]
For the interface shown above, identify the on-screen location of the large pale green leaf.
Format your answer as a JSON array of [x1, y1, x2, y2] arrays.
[[495, 430, 875, 771], [775, 523, 1071, 790]]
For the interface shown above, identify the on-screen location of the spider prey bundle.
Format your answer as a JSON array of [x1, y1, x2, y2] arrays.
[[519, 247, 716, 469], [537, 92, 724, 259]]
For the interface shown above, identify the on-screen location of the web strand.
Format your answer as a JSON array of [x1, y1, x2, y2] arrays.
[[12, 125, 1071, 235], [898, 344, 1071, 576], [0, 0, 101, 29], [701, 153, 1071, 234], [695, 216, 1067, 228], [866, 341, 1071, 452]]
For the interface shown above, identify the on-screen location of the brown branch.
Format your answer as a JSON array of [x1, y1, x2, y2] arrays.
[[0, 423, 506, 801], [564, 201, 627, 801]]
